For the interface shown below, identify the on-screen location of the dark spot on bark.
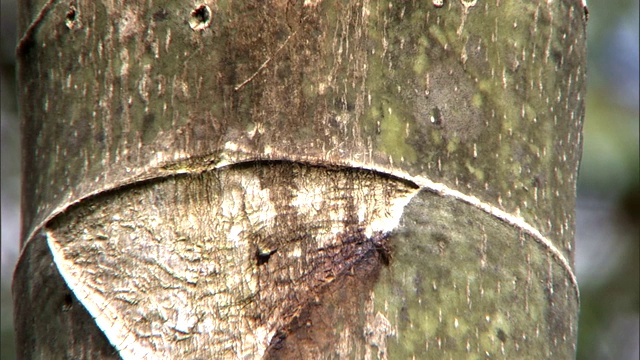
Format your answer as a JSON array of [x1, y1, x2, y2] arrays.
[[371, 233, 392, 266], [189, 5, 212, 31], [399, 305, 410, 327], [430, 106, 443, 125], [94, 130, 105, 143], [551, 49, 564, 67], [277, 65, 292, 81], [375, 242, 392, 266], [153, 9, 169, 21], [256, 247, 277, 266], [192, 5, 210, 23], [414, 271, 425, 297], [532, 175, 544, 188], [62, 293, 73, 312], [328, 115, 339, 128], [66, 7, 76, 22], [142, 113, 155, 136], [432, 232, 449, 254], [497, 328, 507, 342], [65, 5, 80, 30], [333, 97, 354, 112]]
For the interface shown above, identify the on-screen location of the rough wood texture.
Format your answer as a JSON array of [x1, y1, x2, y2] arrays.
[[46, 163, 417, 358], [15, 0, 587, 358]]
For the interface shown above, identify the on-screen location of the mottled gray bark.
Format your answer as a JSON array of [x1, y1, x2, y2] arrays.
[[14, 0, 587, 359]]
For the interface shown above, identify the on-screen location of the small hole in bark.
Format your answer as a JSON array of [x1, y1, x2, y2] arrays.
[[256, 248, 277, 266], [189, 5, 212, 31], [65, 4, 81, 30], [62, 293, 73, 312]]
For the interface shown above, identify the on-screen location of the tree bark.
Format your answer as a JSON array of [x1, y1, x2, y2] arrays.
[[14, 0, 587, 359]]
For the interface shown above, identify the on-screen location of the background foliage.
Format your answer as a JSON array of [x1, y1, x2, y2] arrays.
[[1, 1, 638, 359]]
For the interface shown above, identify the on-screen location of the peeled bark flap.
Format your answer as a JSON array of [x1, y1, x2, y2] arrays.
[[42, 164, 418, 359]]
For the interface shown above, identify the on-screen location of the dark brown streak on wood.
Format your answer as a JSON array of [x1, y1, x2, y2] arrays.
[[263, 232, 389, 359]]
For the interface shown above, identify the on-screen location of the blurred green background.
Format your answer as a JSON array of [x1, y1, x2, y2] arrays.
[[1, 1, 638, 359]]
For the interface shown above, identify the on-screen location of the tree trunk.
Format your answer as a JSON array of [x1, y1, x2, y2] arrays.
[[14, 0, 587, 358]]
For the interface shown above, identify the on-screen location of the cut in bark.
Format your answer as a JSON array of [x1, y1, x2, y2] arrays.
[[15, 0, 587, 358]]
